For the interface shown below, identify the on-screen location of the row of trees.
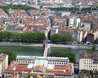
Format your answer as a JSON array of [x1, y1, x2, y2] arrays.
[[0, 31, 46, 43], [50, 34, 74, 44], [49, 7, 98, 12], [0, 5, 36, 10], [49, 7, 79, 11], [48, 51, 76, 63], [81, 6, 98, 12]]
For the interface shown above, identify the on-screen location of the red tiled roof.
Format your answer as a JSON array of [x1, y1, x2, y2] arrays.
[[46, 63, 73, 75], [59, 28, 86, 31], [15, 26, 24, 29], [30, 73, 38, 76], [80, 16, 98, 22], [16, 64, 28, 68], [34, 66, 44, 71], [80, 53, 98, 58], [5, 61, 32, 73]]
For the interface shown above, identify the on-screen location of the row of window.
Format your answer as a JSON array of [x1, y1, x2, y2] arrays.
[[84, 65, 97, 68], [49, 62, 66, 65], [18, 60, 66, 65], [18, 60, 34, 64]]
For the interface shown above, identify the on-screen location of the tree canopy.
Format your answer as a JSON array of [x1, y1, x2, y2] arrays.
[[0, 31, 46, 43], [50, 34, 63, 43], [63, 34, 74, 42], [92, 44, 96, 51], [0, 49, 16, 63], [48, 51, 76, 63], [50, 34, 74, 44], [49, 7, 79, 11], [0, 5, 36, 10]]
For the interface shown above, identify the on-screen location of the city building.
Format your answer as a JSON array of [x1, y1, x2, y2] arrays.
[[8, 9, 28, 17], [0, 53, 8, 77], [51, 27, 87, 42], [86, 29, 98, 42], [16, 56, 69, 65], [0, 9, 8, 18], [3, 56, 74, 78], [79, 53, 98, 71]]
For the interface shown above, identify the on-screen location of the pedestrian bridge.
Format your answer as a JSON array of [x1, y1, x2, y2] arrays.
[[43, 44, 50, 57]]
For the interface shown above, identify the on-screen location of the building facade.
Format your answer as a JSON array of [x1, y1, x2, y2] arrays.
[[16, 56, 69, 65], [4, 56, 74, 78], [79, 53, 98, 71], [0, 53, 8, 76]]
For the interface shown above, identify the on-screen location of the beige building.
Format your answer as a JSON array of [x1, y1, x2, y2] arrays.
[[51, 28, 87, 42], [0, 53, 8, 77], [79, 53, 98, 71], [4, 56, 74, 78], [0, 61, 3, 76]]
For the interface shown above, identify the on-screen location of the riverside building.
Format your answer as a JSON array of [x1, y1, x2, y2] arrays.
[[79, 53, 98, 71], [4, 56, 74, 78], [0, 53, 8, 77]]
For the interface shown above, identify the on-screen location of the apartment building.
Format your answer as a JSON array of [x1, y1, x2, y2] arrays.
[[16, 56, 69, 65], [0, 9, 8, 18], [4, 56, 74, 78], [0, 53, 8, 77], [51, 27, 87, 42], [8, 9, 28, 17], [86, 29, 98, 42], [79, 53, 98, 71]]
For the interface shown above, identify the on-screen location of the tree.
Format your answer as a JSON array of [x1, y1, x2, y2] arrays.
[[0, 31, 46, 43], [48, 51, 76, 63], [50, 34, 63, 43], [20, 32, 45, 43], [34, 32, 46, 42], [0, 5, 36, 10], [92, 44, 96, 51], [0, 49, 16, 63], [49, 7, 79, 11], [0, 31, 12, 41], [63, 34, 74, 43], [27, 73, 30, 78], [0, 32, 5, 41], [50, 34, 74, 44], [12, 32, 22, 42]]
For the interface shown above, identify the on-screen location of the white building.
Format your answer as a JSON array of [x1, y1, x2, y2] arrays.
[[68, 17, 80, 27], [40, 0, 63, 3], [0, 53, 8, 76], [4, 56, 74, 78], [16, 56, 69, 65], [79, 22, 91, 31], [79, 53, 98, 71], [51, 28, 87, 42]]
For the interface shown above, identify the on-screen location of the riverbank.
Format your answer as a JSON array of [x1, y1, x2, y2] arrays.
[[23, 43, 43, 47], [0, 42, 43, 47], [49, 44, 98, 50], [0, 42, 98, 50]]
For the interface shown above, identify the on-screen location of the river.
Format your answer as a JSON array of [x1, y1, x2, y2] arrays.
[[0, 46, 43, 56], [49, 47, 98, 62], [0, 46, 97, 62]]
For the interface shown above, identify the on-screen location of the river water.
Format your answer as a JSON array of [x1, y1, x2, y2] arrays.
[[0, 46, 43, 56], [49, 47, 98, 62], [0, 46, 97, 62]]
